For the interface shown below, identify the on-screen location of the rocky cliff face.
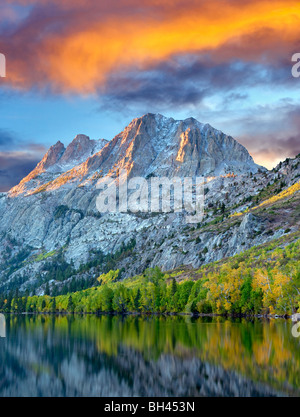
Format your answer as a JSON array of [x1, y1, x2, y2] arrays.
[[9, 135, 108, 196], [57, 135, 108, 171], [84, 113, 261, 179], [8, 141, 66, 196], [9, 114, 262, 198], [0, 114, 299, 295]]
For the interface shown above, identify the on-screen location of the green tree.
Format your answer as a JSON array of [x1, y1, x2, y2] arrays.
[[112, 284, 129, 313], [100, 285, 114, 312], [67, 295, 74, 312], [133, 288, 141, 311], [51, 297, 57, 313]]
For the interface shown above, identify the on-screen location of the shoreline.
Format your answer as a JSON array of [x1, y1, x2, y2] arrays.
[[0, 311, 294, 320]]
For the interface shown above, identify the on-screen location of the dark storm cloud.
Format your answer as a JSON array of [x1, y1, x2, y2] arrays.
[[0, 152, 41, 192], [0, 129, 46, 191], [235, 103, 300, 167], [100, 57, 293, 111]]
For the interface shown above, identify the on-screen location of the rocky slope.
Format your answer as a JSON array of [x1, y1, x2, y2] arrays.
[[0, 114, 299, 295]]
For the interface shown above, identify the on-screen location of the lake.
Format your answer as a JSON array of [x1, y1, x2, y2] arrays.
[[0, 315, 299, 397]]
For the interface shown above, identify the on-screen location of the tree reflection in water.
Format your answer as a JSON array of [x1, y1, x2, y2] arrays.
[[0, 315, 299, 397]]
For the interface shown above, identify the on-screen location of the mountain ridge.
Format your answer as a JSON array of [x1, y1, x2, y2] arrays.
[[0, 114, 298, 296], [8, 113, 264, 197]]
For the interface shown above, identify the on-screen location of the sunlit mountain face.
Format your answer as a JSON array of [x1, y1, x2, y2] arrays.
[[0, 0, 300, 191]]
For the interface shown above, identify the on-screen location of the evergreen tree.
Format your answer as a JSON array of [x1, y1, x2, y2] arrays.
[[45, 281, 50, 296], [52, 297, 57, 313], [134, 288, 141, 311], [171, 278, 177, 296], [67, 295, 74, 312]]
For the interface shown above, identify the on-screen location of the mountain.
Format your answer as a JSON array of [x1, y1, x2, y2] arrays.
[[9, 135, 108, 196], [0, 113, 299, 296], [9, 114, 262, 197]]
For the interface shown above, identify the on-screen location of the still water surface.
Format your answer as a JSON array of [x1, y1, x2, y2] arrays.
[[0, 315, 299, 397]]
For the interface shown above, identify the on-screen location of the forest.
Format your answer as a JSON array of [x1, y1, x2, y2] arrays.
[[1, 233, 300, 316]]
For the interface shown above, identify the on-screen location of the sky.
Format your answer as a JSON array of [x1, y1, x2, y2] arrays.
[[0, 0, 300, 191]]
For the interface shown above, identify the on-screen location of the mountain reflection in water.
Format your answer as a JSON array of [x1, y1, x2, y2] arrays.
[[0, 315, 299, 397]]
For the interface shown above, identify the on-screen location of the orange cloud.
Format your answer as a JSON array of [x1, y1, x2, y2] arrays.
[[3, 0, 300, 93]]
